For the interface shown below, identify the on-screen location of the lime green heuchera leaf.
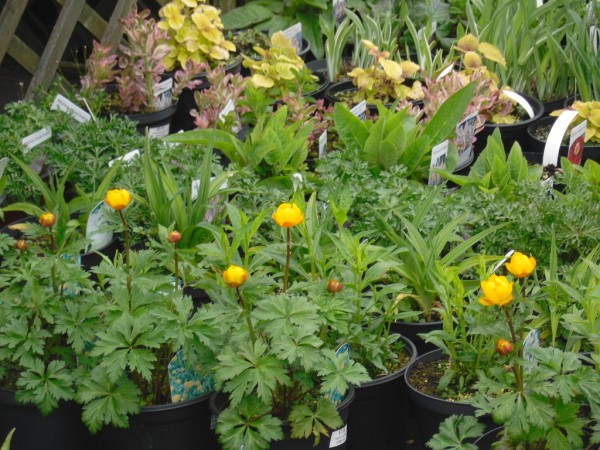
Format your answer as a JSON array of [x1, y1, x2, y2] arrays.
[[251, 74, 275, 88], [379, 59, 403, 80], [478, 42, 506, 67]]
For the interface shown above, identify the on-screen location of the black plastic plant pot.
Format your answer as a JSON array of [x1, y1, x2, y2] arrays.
[[347, 336, 419, 450], [0, 389, 98, 450], [527, 116, 600, 165], [125, 104, 177, 138], [541, 95, 575, 117], [473, 93, 544, 157], [390, 319, 443, 356], [171, 57, 243, 133], [96, 391, 216, 450], [404, 349, 478, 445], [210, 387, 355, 450]]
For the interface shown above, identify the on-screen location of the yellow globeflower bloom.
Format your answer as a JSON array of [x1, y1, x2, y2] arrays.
[[479, 274, 514, 307], [505, 252, 537, 278], [106, 189, 133, 211], [39, 212, 56, 228], [272, 203, 304, 228], [223, 265, 248, 288]]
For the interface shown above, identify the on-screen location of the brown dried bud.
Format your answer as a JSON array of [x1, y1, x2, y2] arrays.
[[327, 279, 344, 293], [167, 231, 182, 244], [15, 239, 28, 252]]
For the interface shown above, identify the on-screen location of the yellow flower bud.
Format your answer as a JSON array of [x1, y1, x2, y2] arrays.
[[168, 231, 182, 244], [106, 189, 133, 211], [223, 265, 248, 288], [505, 252, 536, 278], [39, 212, 56, 228], [479, 274, 514, 307], [496, 338, 514, 355], [272, 203, 304, 228]]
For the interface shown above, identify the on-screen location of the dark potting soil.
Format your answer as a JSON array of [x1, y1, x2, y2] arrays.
[[407, 358, 477, 403]]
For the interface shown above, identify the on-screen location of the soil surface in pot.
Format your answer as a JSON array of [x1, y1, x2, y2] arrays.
[[530, 121, 598, 148], [407, 358, 477, 402]]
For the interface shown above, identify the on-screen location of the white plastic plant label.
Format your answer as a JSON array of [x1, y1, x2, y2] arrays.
[[490, 249, 515, 275], [218, 99, 236, 123], [86, 201, 114, 253], [542, 109, 578, 166], [350, 100, 367, 121], [455, 113, 477, 170], [22, 127, 52, 153], [153, 77, 173, 110], [318, 130, 328, 159], [536, 0, 543, 6], [108, 149, 140, 168], [282, 23, 303, 54], [567, 120, 586, 165], [148, 123, 170, 138], [436, 63, 454, 81], [502, 90, 534, 119], [0, 157, 8, 179], [333, 0, 346, 24], [428, 140, 449, 186], [329, 425, 348, 447], [523, 329, 541, 371], [51, 94, 92, 123]]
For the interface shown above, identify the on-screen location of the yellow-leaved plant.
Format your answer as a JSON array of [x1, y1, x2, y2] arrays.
[[347, 40, 423, 104], [551, 101, 600, 144], [158, 0, 236, 71]]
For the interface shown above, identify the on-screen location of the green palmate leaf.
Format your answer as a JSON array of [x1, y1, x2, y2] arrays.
[[221, 4, 273, 30], [317, 349, 370, 396], [76, 367, 141, 433], [216, 395, 283, 450], [252, 294, 321, 336], [0, 317, 51, 361], [427, 415, 485, 450], [15, 359, 74, 415], [270, 328, 322, 370], [90, 313, 162, 383], [289, 397, 343, 444], [216, 340, 291, 407]]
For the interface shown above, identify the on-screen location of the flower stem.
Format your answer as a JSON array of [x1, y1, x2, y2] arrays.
[[49, 232, 58, 295], [503, 306, 523, 392], [237, 287, 256, 343], [283, 227, 291, 292], [174, 243, 179, 291], [118, 210, 131, 294]]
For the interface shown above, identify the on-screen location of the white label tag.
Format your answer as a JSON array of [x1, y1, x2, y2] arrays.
[[153, 78, 173, 110], [0, 157, 8, 179], [429, 140, 449, 186], [86, 201, 114, 253], [502, 90, 535, 119], [490, 249, 515, 275], [568, 120, 586, 165], [329, 425, 348, 447], [318, 130, 328, 159], [455, 113, 477, 170], [543, 110, 578, 166], [333, 0, 346, 23], [350, 100, 367, 121], [218, 99, 236, 123], [523, 329, 541, 370], [148, 123, 170, 138], [282, 23, 303, 54], [51, 94, 91, 123], [108, 149, 140, 168], [536, 0, 543, 6], [436, 63, 454, 81], [22, 127, 52, 153]]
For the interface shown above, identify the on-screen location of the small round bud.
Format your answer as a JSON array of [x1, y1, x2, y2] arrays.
[[168, 231, 182, 244], [15, 240, 28, 252], [327, 279, 344, 293], [39, 212, 56, 228], [496, 338, 514, 356]]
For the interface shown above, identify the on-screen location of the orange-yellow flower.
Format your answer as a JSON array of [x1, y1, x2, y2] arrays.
[[479, 274, 514, 307], [106, 189, 132, 211], [496, 338, 514, 355], [39, 212, 56, 228], [272, 203, 304, 228], [223, 265, 248, 288], [505, 252, 536, 278], [168, 231, 182, 244]]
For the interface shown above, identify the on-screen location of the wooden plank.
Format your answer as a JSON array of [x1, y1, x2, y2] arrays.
[[55, 0, 107, 40], [25, 0, 85, 98], [0, 0, 30, 64], [101, 0, 137, 48], [7, 35, 39, 75]]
